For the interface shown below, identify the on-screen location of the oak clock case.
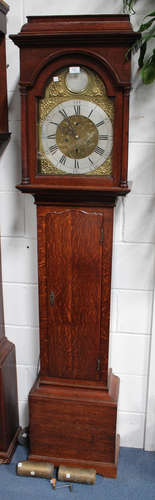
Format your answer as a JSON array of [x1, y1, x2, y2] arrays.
[[10, 14, 138, 478], [0, 0, 19, 464], [0, 0, 11, 145]]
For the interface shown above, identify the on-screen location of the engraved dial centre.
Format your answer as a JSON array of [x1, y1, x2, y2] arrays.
[[56, 115, 98, 159]]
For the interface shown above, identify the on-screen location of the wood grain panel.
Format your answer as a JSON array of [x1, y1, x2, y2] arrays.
[[0, 244, 19, 462], [29, 372, 119, 476], [30, 398, 116, 462], [46, 209, 103, 381]]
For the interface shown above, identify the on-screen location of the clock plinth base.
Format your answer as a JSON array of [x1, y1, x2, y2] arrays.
[[0, 337, 20, 463], [28, 371, 120, 478], [0, 427, 20, 464], [28, 435, 120, 479]]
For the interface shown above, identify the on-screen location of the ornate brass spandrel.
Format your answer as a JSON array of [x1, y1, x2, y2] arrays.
[[87, 154, 112, 176], [40, 67, 114, 122], [44, 67, 106, 98], [39, 155, 66, 176]]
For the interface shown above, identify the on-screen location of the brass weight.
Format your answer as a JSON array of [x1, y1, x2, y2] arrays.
[[58, 465, 96, 484], [16, 461, 54, 479]]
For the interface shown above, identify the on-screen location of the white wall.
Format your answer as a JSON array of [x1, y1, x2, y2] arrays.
[[1, 0, 155, 448]]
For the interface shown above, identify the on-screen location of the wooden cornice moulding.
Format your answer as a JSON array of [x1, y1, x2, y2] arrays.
[[10, 15, 140, 89], [16, 184, 130, 207], [10, 14, 139, 46]]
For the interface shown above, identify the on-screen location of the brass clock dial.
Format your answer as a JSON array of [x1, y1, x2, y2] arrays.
[[38, 66, 114, 176], [56, 113, 98, 160]]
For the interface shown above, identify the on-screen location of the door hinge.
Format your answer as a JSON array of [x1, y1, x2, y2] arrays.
[[100, 228, 104, 243], [97, 359, 101, 371]]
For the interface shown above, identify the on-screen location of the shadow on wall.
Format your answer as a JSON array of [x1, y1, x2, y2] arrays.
[[0, 85, 24, 238]]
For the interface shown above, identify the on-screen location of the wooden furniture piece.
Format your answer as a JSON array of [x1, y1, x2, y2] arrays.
[[0, 0, 10, 145], [0, 250, 19, 463], [0, 0, 19, 464], [10, 15, 137, 477], [0, 294, 19, 463]]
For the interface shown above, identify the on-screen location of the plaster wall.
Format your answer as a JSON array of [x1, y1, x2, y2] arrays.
[[1, 0, 155, 449]]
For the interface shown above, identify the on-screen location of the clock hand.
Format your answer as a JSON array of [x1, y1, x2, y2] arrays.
[[64, 120, 78, 138], [59, 122, 79, 140], [59, 109, 78, 138]]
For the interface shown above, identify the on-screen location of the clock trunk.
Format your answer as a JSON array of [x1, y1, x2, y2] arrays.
[[28, 203, 119, 477], [36, 206, 113, 388], [46, 208, 103, 382]]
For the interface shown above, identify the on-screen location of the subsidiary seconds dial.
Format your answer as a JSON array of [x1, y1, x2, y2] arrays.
[[41, 99, 113, 174]]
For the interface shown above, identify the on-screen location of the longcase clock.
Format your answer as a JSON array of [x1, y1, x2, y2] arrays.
[[0, 0, 10, 145], [0, 0, 19, 464], [10, 15, 138, 477]]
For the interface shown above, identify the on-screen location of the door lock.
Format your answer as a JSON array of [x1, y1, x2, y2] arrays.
[[50, 291, 55, 305], [97, 359, 101, 371]]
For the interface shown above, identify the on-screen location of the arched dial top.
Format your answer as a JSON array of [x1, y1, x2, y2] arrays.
[[38, 66, 114, 176]]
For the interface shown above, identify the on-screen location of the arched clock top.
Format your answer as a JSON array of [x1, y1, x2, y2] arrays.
[[30, 55, 122, 105], [19, 50, 126, 94], [10, 15, 139, 199], [10, 15, 139, 90]]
